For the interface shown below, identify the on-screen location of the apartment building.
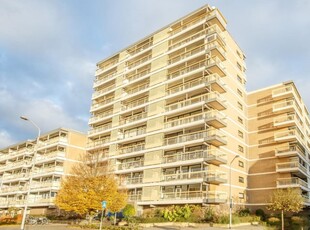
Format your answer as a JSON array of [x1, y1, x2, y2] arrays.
[[248, 82, 310, 209], [88, 5, 249, 212], [0, 128, 86, 215]]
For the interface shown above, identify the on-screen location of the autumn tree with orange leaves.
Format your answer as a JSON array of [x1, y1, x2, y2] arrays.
[[55, 153, 127, 223]]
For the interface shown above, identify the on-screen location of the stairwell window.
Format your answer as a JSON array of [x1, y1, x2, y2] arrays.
[[238, 102, 243, 110], [237, 89, 243, 97], [238, 145, 244, 153], [238, 160, 244, 168], [238, 130, 243, 138], [239, 176, 244, 183], [238, 117, 243, 124], [239, 192, 245, 199]]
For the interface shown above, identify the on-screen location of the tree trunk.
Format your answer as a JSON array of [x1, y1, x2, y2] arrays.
[[281, 210, 284, 230], [114, 212, 117, 225]]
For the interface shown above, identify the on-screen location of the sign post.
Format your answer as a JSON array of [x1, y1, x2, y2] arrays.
[[99, 201, 107, 230]]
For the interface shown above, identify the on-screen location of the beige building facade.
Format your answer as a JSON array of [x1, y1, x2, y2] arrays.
[[0, 128, 87, 215], [88, 5, 249, 212]]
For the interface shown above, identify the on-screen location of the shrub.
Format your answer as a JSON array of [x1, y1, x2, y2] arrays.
[[267, 217, 280, 226], [204, 206, 215, 222], [237, 208, 250, 217], [291, 216, 304, 225], [255, 209, 266, 221], [161, 205, 192, 222], [123, 204, 136, 218]]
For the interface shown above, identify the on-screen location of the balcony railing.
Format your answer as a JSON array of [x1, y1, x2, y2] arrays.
[[127, 55, 152, 70], [128, 41, 153, 56], [205, 149, 227, 165], [205, 56, 226, 76], [276, 161, 308, 174], [167, 60, 205, 80], [274, 128, 303, 142], [277, 177, 308, 188], [89, 110, 113, 124], [123, 127, 147, 139], [30, 181, 60, 189], [120, 112, 147, 125], [205, 171, 227, 184], [119, 143, 145, 155], [272, 86, 295, 98], [128, 193, 142, 201], [87, 137, 110, 148], [274, 114, 299, 126], [0, 185, 28, 193], [125, 69, 151, 83], [166, 77, 204, 95], [169, 14, 206, 36], [273, 100, 302, 115], [162, 171, 206, 182], [92, 84, 115, 99], [94, 72, 117, 87], [275, 145, 305, 158], [169, 30, 206, 51], [88, 123, 112, 135], [91, 97, 114, 111], [2, 173, 29, 180], [205, 191, 227, 203], [121, 97, 148, 111], [118, 159, 144, 170], [0, 160, 31, 171], [162, 150, 204, 164], [161, 191, 207, 200], [120, 176, 143, 185], [32, 166, 64, 175], [125, 83, 149, 95], [35, 151, 65, 161], [165, 113, 204, 129], [205, 109, 227, 128], [165, 94, 206, 112], [168, 45, 205, 65]]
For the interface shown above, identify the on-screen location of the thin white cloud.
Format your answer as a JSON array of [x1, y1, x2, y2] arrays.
[[0, 130, 16, 148]]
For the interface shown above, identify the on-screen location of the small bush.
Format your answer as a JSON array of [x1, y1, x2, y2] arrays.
[[237, 208, 250, 217], [291, 216, 304, 225], [255, 209, 266, 221], [267, 217, 280, 226], [204, 207, 214, 222], [123, 204, 136, 218]]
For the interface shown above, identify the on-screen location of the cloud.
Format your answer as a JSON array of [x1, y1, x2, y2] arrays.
[[0, 130, 16, 148]]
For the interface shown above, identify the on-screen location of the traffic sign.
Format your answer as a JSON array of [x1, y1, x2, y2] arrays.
[[101, 201, 107, 209]]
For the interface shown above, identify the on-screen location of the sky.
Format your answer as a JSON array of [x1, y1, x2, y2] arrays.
[[0, 0, 310, 148]]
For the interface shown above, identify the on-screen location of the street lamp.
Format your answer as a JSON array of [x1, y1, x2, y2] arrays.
[[229, 154, 239, 229], [20, 116, 41, 230]]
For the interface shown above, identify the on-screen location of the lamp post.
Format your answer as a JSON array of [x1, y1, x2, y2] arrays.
[[20, 116, 41, 230], [229, 154, 239, 229]]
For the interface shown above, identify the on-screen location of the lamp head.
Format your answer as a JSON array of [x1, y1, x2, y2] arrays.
[[20, 116, 29, 121]]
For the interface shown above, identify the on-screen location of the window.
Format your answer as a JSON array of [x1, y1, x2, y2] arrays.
[[239, 176, 244, 183], [238, 145, 244, 153], [237, 75, 242, 84], [237, 89, 243, 97], [239, 160, 244, 168], [238, 130, 243, 138], [238, 117, 243, 124], [236, 50, 241, 58], [237, 62, 242, 71], [239, 192, 244, 199], [238, 102, 243, 110]]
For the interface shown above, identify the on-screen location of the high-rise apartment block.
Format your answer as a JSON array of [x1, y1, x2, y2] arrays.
[[0, 128, 86, 215], [89, 4, 310, 212]]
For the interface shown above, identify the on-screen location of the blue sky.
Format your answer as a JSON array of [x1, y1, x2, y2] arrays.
[[0, 0, 310, 148]]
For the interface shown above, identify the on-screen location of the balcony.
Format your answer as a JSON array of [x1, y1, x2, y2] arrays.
[[128, 193, 142, 202], [120, 112, 147, 126], [277, 177, 309, 190], [168, 44, 205, 66], [2, 173, 29, 181], [121, 127, 147, 140], [88, 123, 113, 136], [205, 74, 226, 93], [95, 60, 118, 76], [205, 110, 227, 128], [167, 60, 205, 80], [124, 83, 149, 97], [169, 13, 206, 36], [274, 113, 301, 128], [165, 113, 204, 130], [169, 30, 206, 51], [28, 197, 55, 206], [125, 69, 151, 83], [127, 39, 153, 57], [0, 185, 28, 194], [30, 181, 60, 190], [205, 171, 227, 184], [127, 54, 152, 70], [93, 72, 117, 88], [167, 77, 204, 96], [274, 128, 303, 143], [119, 143, 145, 155], [273, 100, 302, 115], [205, 56, 226, 77], [87, 136, 110, 148], [0, 160, 32, 172], [35, 151, 65, 162], [276, 161, 308, 176], [32, 166, 64, 176], [162, 150, 205, 164], [206, 40, 226, 61], [275, 145, 306, 158], [89, 109, 113, 125], [206, 9, 226, 31], [92, 84, 115, 99], [121, 97, 148, 112], [205, 92, 227, 110], [0, 148, 34, 161], [272, 86, 295, 99], [161, 191, 207, 201], [204, 129, 227, 147], [117, 159, 144, 170], [164, 131, 206, 146], [120, 176, 143, 186], [205, 191, 227, 204], [90, 97, 114, 112], [205, 149, 227, 165], [162, 171, 206, 182]]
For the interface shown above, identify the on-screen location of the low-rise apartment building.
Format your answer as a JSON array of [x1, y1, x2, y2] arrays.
[[89, 4, 310, 212], [0, 128, 86, 215]]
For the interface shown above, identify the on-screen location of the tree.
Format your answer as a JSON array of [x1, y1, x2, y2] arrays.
[[268, 188, 304, 230], [55, 152, 127, 224], [123, 204, 136, 219], [108, 191, 128, 225]]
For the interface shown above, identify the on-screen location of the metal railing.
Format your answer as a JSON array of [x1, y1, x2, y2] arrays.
[[119, 143, 145, 155]]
